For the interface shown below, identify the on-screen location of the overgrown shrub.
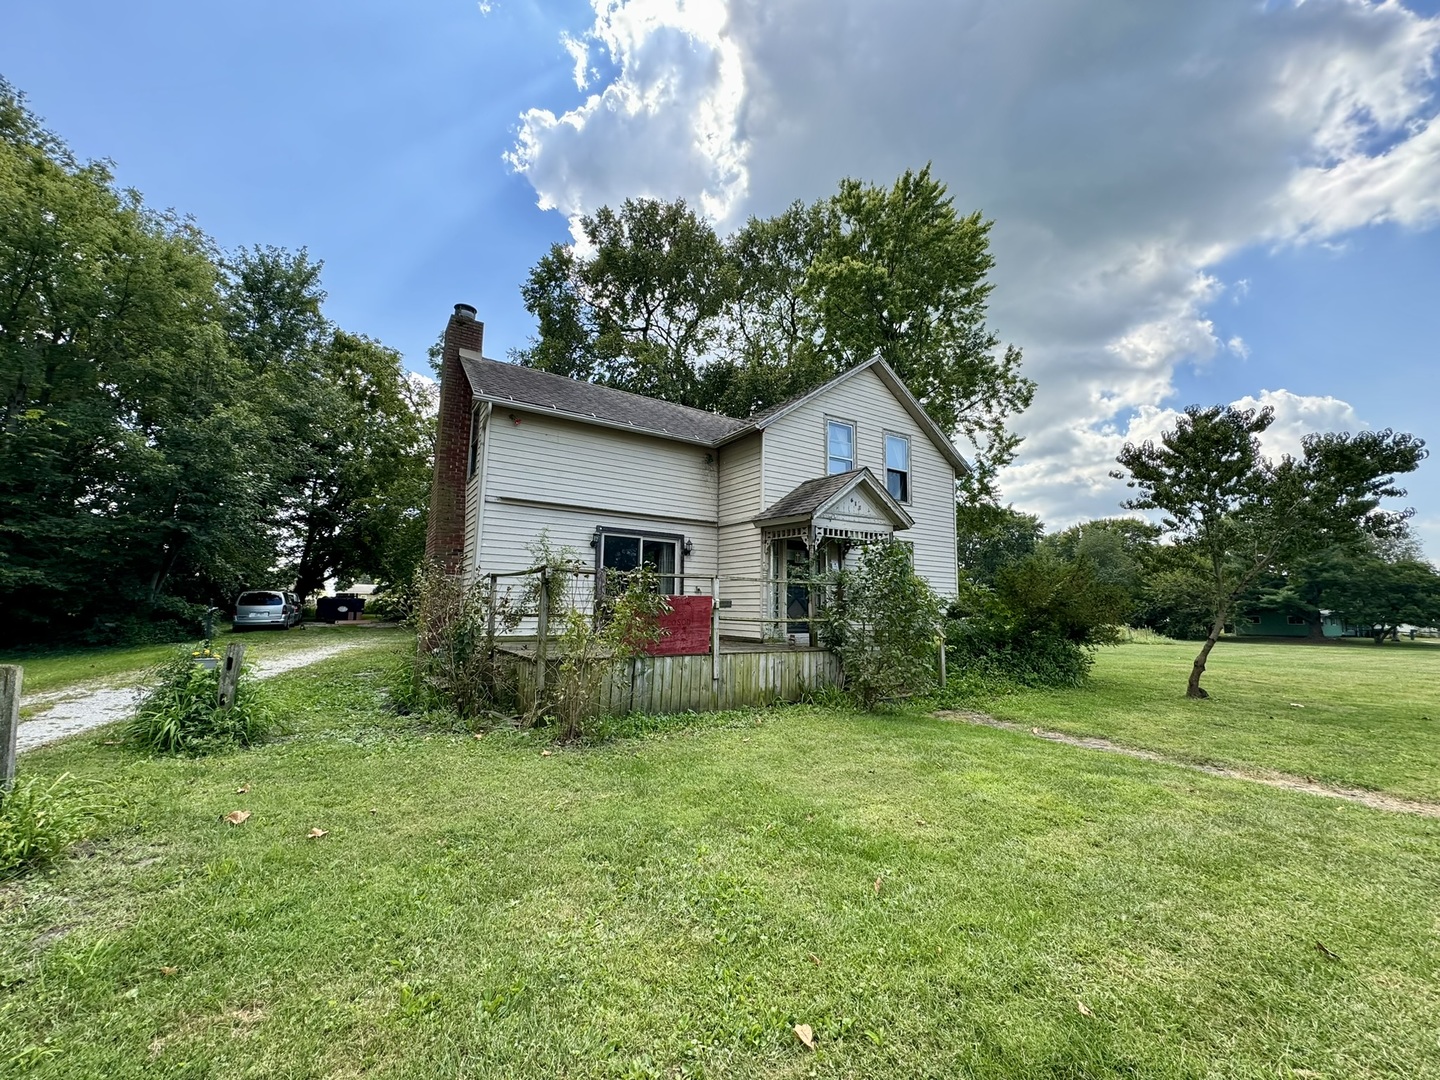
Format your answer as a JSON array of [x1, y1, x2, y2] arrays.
[[0, 773, 110, 877], [394, 560, 523, 725], [830, 538, 945, 709], [547, 568, 668, 741], [944, 617, 1094, 689], [945, 551, 1127, 689], [125, 648, 275, 753]]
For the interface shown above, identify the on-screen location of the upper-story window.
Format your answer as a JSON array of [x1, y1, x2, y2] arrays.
[[885, 433, 911, 502], [827, 419, 856, 474]]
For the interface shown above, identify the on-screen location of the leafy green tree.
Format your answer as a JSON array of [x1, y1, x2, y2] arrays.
[[0, 79, 274, 641], [955, 503, 1044, 588], [517, 169, 1033, 498], [518, 198, 732, 402], [805, 166, 1033, 496], [0, 80, 432, 642], [1301, 547, 1440, 642], [221, 248, 436, 598], [1114, 405, 1426, 697]]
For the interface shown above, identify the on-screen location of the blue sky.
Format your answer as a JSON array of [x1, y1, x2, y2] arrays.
[[3, 0, 1438, 553]]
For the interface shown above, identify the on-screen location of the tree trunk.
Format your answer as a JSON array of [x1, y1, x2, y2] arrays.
[[1305, 612, 1327, 641], [1187, 616, 1225, 698]]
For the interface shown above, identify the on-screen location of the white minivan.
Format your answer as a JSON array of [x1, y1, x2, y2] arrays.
[[232, 590, 303, 631]]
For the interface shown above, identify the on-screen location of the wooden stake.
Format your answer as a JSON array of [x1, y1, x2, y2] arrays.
[[534, 568, 549, 701], [710, 576, 721, 682], [217, 644, 246, 711], [0, 665, 21, 792]]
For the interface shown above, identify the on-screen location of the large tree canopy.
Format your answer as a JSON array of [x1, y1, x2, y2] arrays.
[[517, 167, 1034, 499], [0, 80, 432, 645], [1113, 404, 1426, 697]]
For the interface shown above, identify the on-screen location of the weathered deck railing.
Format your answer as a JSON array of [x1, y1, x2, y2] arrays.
[[481, 564, 846, 716]]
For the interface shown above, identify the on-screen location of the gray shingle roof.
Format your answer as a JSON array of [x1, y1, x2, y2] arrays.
[[754, 469, 871, 523], [460, 353, 750, 444]]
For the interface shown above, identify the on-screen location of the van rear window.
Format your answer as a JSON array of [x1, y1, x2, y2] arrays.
[[238, 592, 283, 606]]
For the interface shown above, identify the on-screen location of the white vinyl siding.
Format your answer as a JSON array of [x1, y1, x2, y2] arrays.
[[476, 410, 719, 630], [716, 433, 765, 640], [760, 367, 958, 598]]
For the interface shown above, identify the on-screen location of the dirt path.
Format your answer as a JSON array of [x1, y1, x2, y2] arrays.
[[935, 709, 1440, 819], [18, 642, 373, 753]]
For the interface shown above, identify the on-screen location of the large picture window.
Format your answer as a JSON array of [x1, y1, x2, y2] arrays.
[[885, 433, 910, 502], [597, 529, 680, 595], [827, 419, 856, 474]]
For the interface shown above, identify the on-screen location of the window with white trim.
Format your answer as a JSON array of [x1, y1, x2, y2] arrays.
[[827, 419, 855, 474], [885, 433, 910, 502]]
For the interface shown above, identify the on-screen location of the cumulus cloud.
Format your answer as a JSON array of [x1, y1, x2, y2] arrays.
[[507, 0, 1440, 525]]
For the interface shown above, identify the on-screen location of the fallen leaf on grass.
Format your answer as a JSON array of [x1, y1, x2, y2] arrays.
[[235, 784, 250, 794], [540, 750, 553, 758], [473, 733, 485, 740], [793, 1023, 816, 1050], [159, 966, 179, 976], [223, 811, 251, 826], [915, 818, 928, 826], [306, 828, 328, 840], [1077, 999, 1094, 1017], [1289, 703, 1305, 709], [1315, 941, 1341, 962], [808, 952, 822, 966], [1032, 726, 1042, 735], [873, 876, 883, 895]]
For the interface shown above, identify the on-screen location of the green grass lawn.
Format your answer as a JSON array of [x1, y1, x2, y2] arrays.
[[2, 625, 398, 699], [960, 637, 1440, 803], [3, 640, 1439, 1078]]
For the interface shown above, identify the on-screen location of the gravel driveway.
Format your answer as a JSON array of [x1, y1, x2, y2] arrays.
[[17, 641, 372, 753]]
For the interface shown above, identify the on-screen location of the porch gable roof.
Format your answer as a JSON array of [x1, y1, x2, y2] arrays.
[[753, 468, 914, 531]]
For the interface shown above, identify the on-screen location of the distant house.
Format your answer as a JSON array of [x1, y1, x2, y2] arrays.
[[1234, 610, 1343, 639], [424, 303, 966, 643]]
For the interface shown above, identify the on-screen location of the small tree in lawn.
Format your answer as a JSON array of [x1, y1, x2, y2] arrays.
[[833, 538, 945, 709], [1113, 405, 1425, 698]]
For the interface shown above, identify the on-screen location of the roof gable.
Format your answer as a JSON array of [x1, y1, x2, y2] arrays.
[[729, 357, 971, 476]]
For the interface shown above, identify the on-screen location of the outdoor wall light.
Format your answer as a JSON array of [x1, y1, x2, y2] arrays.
[[683, 538, 694, 556], [590, 529, 601, 548]]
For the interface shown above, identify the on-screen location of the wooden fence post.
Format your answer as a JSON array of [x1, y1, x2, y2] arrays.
[[710, 576, 721, 683], [937, 635, 947, 689], [534, 568, 549, 702], [1, 665, 21, 793], [217, 643, 246, 711]]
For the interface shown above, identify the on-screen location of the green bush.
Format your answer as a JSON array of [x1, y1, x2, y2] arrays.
[[944, 617, 1094, 689], [0, 773, 110, 877], [125, 649, 275, 753], [943, 551, 1127, 690], [830, 538, 946, 709]]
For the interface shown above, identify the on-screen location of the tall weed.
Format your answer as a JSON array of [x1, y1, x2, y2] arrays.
[[0, 773, 110, 877], [125, 649, 275, 753]]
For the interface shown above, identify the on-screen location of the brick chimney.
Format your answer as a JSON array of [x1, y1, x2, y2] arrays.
[[425, 303, 483, 569]]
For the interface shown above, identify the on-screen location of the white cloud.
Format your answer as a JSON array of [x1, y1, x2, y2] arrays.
[[507, 0, 1440, 525]]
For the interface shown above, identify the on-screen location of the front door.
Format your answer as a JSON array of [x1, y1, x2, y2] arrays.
[[783, 539, 811, 635]]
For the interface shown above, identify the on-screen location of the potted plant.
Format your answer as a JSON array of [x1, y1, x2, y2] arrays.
[[190, 641, 221, 671]]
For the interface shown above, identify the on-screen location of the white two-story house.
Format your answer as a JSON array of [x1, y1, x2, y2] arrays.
[[426, 303, 966, 642]]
